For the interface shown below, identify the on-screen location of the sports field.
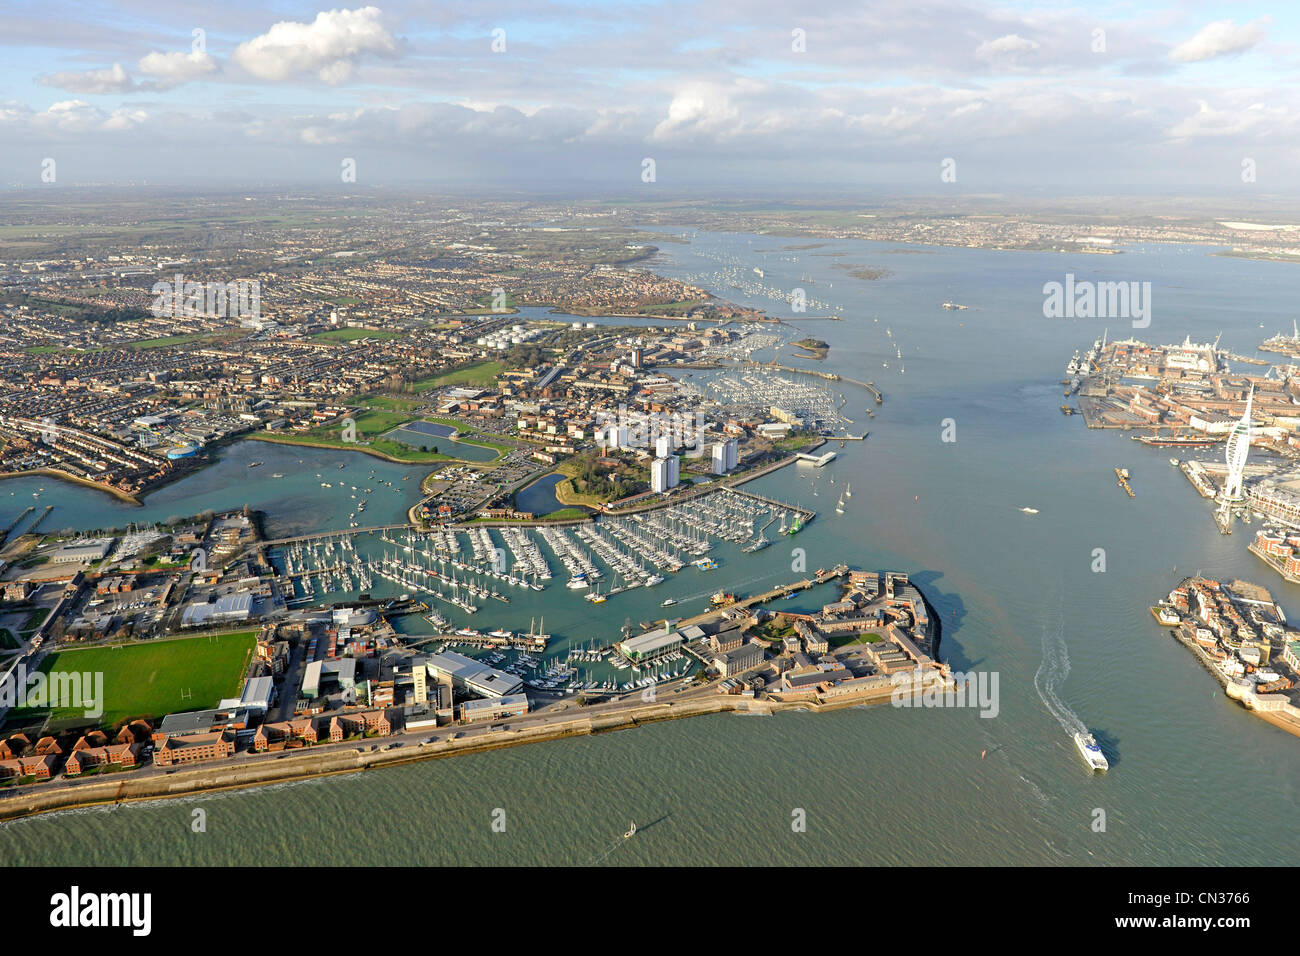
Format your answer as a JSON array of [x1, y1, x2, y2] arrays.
[[14, 631, 256, 727]]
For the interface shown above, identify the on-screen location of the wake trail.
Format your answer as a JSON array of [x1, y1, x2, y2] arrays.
[[1032, 588, 1087, 738]]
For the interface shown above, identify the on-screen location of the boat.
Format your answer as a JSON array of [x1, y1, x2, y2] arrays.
[[710, 591, 737, 606], [844, 483, 851, 498], [692, 557, 718, 571], [1169, 458, 1180, 467], [271, 473, 284, 478], [1019, 507, 1038, 515], [1134, 434, 1218, 448], [835, 493, 845, 514], [785, 516, 803, 535], [1074, 732, 1109, 772], [624, 821, 637, 839], [248, 461, 263, 468], [566, 571, 590, 590], [661, 598, 677, 607]]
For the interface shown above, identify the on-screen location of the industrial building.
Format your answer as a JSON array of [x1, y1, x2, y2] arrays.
[[425, 651, 523, 698], [51, 538, 114, 565], [714, 641, 764, 676], [618, 626, 683, 662], [460, 693, 530, 723]]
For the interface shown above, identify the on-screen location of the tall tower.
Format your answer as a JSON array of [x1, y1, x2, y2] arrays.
[[1221, 385, 1254, 503]]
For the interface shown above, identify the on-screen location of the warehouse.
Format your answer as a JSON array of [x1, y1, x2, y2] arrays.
[[618, 627, 683, 662], [425, 651, 522, 699]]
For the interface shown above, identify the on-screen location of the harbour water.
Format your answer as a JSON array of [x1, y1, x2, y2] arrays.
[[2, 236, 1299, 865]]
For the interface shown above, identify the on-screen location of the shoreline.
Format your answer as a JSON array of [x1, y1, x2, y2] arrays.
[[0, 468, 142, 506], [248, 431, 501, 467], [1151, 602, 1300, 742], [0, 684, 898, 823]]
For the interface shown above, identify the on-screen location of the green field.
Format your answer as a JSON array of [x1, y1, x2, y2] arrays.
[[358, 395, 422, 413], [312, 327, 404, 343], [10, 631, 256, 727], [413, 361, 502, 391]]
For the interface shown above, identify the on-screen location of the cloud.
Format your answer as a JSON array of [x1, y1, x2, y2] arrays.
[[25, 99, 148, 133], [1168, 99, 1289, 141], [41, 62, 135, 94], [1170, 18, 1268, 63], [231, 6, 398, 84], [137, 50, 219, 87], [975, 34, 1040, 60]]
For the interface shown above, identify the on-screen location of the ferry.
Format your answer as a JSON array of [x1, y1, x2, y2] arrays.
[[692, 557, 718, 571], [1074, 732, 1109, 772], [710, 591, 737, 606]]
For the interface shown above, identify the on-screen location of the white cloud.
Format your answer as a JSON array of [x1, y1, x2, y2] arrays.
[[1170, 18, 1268, 63], [41, 62, 135, 94], [975, 34, 1040, 60], [232, 6, 398, 84], [137, 50, 218, 87], [1169, 99, 1288, 140]]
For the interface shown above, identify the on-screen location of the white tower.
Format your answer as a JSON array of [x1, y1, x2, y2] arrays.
[[1221, 385, 1254, 503]]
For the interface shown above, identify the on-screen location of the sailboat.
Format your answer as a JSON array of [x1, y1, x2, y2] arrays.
[[835, 491, 845, 514], [844, 483, 852, 498]]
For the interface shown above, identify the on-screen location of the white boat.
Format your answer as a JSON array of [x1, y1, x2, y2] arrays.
[[661, 598, 677, 607], [1019, 507, 1039, 515], [1169, 458, 1180, 467], [1074, 732, 1109, 772], [624, 821, 637, 838]]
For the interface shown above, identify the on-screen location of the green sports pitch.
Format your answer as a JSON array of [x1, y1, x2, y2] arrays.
[[13, 631, 256, 727]]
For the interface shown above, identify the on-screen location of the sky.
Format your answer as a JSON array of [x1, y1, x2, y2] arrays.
[[1, 1, 1298, 195]]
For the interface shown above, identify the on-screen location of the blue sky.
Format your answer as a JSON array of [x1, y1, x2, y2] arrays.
[[2, 1, 1297, 193]]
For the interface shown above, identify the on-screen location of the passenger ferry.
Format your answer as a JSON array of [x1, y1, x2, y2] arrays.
[[692, 557, 718, 571], [1074, 732, 1109, 772]]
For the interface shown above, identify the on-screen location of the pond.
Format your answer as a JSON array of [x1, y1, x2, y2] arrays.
[[513, 473, 566, 515]]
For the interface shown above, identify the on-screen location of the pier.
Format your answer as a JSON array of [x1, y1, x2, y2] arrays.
[[739, 360, 883, 403], [0, 505, 34, 547]]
